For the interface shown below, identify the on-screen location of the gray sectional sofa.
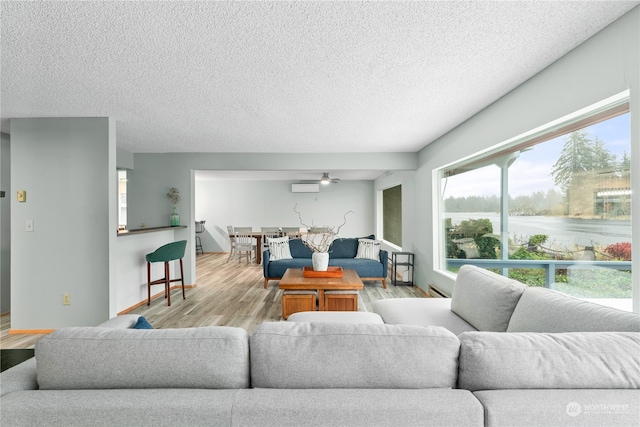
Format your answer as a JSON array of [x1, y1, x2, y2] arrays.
[[1, 317, 638, 427], [262, 235, 388, 288], [2, 265, 639, 427], [373, 264, 640, 334]]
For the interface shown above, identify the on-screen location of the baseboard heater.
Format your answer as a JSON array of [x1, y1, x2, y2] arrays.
[[291, 183, 319, 193], [428, 284, 450, 298]]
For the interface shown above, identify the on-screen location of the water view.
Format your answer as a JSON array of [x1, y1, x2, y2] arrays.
[[446, 212, 631, 249], [445, 212, 632, 311]]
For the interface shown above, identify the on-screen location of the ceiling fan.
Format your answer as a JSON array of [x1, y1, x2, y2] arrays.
[[319, 172, 340, 185], [298, 172, 341, 185]]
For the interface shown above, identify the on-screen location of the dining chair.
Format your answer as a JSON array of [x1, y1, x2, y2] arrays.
[[233, 227, 257, 264], [281, 227, 302, 239], [145, 240, 187, 306], [261, 227, 281, 252], [226, 225, 237, 262]]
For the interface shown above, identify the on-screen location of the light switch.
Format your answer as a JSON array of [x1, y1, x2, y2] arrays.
[[26, 220, 34, 232], [17, 190, 26, 202]]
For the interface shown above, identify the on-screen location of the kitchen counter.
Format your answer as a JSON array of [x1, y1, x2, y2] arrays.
[[117, 225, 186, 236]]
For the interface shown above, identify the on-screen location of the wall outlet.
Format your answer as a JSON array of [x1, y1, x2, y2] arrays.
[[63, 293, 71, 305], [17, 190, 26, 202], [26, 220, 34, 232]]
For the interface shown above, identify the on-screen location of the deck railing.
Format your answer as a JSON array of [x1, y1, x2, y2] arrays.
[[446, 259, 632, 288]]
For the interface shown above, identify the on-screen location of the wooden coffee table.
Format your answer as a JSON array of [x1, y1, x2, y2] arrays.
[[279, 268, 364, 311]]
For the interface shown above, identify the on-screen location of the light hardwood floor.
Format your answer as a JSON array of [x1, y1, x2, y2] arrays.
[[1, 253, 426, 349]]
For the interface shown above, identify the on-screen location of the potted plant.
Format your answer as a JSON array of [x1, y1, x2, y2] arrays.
[[294, 204, 353, 271], [167, 188, 180, 226]]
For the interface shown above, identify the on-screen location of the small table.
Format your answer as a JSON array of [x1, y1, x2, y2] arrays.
[[279, 268, 364, 311]]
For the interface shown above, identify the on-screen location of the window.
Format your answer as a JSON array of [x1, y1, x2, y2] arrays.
[[439, 96, 632, 311], [383, 185, 402, 247], [118, 170, 127, 229]]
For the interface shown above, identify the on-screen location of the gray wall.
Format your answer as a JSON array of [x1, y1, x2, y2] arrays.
[[195, 179, 375, 253], [413, 6, 639, 312], [10, 118, 116, 329], [0, 133, 10, 313]]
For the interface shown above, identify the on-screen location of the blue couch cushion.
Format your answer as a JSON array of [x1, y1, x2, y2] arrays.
[[330, 258, 383, 278], [268, 258, 313, 278], [288, 239, 313, 258], [330, 235, 375, 258]]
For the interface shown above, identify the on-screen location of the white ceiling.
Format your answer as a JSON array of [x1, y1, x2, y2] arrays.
[[2, 1, 638, 158]]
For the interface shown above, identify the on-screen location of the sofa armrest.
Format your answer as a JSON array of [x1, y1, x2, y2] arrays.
[[380, 250, 388, 277], [263, 249, 270, 277], [0, 357, 38, 396]]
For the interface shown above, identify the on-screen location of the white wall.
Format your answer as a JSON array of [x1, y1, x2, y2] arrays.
[[414, 6, 639, 312], [10, 118, 116, 329], [195, 179, 375, 252], [0, 133, 10, 313]]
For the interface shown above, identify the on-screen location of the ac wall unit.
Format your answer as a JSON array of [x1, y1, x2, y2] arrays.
[[291, 183, 320, 193]]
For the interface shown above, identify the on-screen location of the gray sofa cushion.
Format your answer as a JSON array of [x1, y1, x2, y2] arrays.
[[372, 298, 477, 335], [250, 322, 460, 389], [507, 287, 640, 332], [36, 326, 250, 390], [0, 357, 38, 397], [451, 265, 527, 332], [458, 331, 640, 391], [233, 388, 484, 427], [474, 389, 640, 427], [1, 389, 239, 427]]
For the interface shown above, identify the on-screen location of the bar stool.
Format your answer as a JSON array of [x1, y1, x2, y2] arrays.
[[146, 240, 187, 306], [195, 221, 205, 255]]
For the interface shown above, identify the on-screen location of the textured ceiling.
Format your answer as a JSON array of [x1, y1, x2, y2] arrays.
[[1, 1, 638, 155]]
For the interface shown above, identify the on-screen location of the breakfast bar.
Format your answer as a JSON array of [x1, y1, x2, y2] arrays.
[[114, 225, 188, 317]]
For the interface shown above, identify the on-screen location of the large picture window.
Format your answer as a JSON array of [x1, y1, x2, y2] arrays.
[[439, 96, 632, 311]]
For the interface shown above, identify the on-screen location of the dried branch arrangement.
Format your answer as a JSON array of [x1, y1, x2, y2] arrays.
[[167, 188, 180, 204], [293, 204, 354, 253]]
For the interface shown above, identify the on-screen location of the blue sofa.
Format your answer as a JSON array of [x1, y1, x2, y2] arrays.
[[263, 235, 388, 288]]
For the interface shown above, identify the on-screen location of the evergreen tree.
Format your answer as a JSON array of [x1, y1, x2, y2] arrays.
[[550, 130, 616, 193], [620, 151, 631, 172]]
